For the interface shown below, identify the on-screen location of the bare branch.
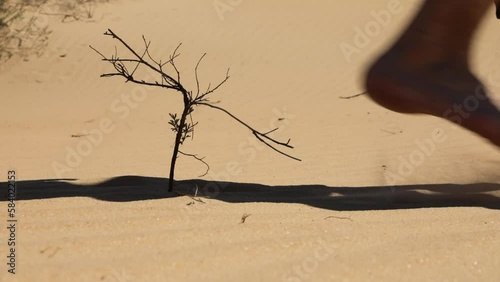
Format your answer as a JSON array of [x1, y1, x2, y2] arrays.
[[139, 36, 179, 87], [194, 53, 206, 99], [189, 112, 196, 141], [253, 132, 301, 161], [179, 151, 210, 177], [339, 91, 367, 99], [129, 37, 151, 77], [170, 43, 182, 84], [102, 29, 183, 91], [262, 128, 279, 136], [100, 71, 179, 90], [89, 44, 106, 59], [196, 102, 300, 161], [196, 68, 230, 102], [100, 72, 124, 78]]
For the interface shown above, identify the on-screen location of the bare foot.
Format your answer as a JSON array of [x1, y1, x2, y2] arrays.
[[365, 52, 500, 148]]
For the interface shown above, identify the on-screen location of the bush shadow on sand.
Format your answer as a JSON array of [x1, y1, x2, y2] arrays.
[[2, 176, 500, 211]]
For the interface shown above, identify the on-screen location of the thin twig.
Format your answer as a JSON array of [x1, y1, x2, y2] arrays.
[[196, 102, 300, 161], [380, 129, 396, 135], [254, 133, 300, 161], [262, 128, 279, 136], [339, 91, 367, 99], [176, 185, 206, 203], [324, 215, 353, 222], [129, 37, 150, 77], [89, 44, 106, 59], [170, 43, 182, 84], [179, 151, 210, 177], [102, 29, 183, 91], [189, 112, 196, 141], [196, 68, 230, 102], [194, 53, 206, 100], [240, 213, 251, 224]]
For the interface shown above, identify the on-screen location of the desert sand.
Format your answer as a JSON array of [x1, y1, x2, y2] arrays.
[[1, 0, 500, 281]]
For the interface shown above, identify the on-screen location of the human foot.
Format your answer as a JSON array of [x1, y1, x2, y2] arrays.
[[365, 52, 500, 148]]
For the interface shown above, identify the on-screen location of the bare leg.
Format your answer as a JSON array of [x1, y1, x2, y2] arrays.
[[365, 0, 500, 147], [496, 0, 500, 18]]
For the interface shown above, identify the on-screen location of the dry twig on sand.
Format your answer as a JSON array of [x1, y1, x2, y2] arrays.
[[240, 213, 251, 224], [339, 91, 367, 100]]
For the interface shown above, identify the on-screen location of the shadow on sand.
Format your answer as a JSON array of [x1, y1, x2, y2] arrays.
[[2, 176, 500, 210]]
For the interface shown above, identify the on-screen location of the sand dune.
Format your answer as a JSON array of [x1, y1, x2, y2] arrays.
[[1, 0, 499, 281]]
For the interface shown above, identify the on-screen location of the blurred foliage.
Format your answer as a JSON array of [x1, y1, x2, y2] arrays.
[[0, 0, 108, 62], [0, 0, 50, 61]]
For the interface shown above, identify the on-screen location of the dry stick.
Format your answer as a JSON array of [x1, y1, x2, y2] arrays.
[[188, 112, 196, 141], [139, 38, 193, 192], [130, 37, 151, 77], [196, 102, 301, 161], [194, 53, 206, 100], [324, 215, 353, 222], [196, 68, 230, 102], [240, 213, 251, 224], [196, 103, 293, 148], [339, 91, 367, 99], [167, 53, 207, 193], [380, 129, 396, 135], [103, 29, 183, 91], [169, 93, 190, 192], [179, 151, 210, 177], [168, 43, 183, 84], [176, 185, 206, 204]]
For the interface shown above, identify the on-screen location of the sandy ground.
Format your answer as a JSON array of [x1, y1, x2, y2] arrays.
[[1, 0, 500, 281]]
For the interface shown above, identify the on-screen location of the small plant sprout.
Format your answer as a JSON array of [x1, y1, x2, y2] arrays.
[[90, 29, 300, 192]]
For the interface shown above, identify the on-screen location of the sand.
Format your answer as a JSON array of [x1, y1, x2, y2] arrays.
[[1, 0, 499, 281]]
